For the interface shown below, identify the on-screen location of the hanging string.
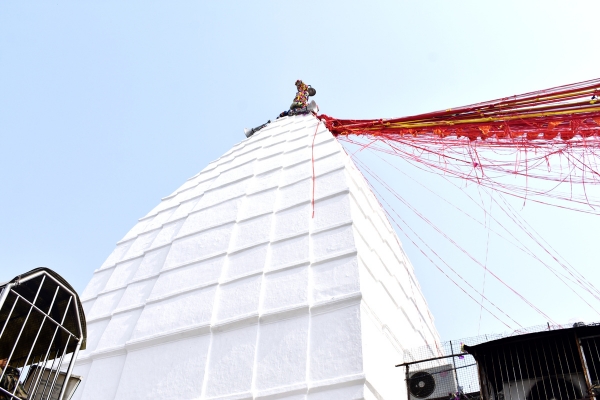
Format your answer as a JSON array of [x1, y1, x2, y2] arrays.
[[360, 145, 600, 316], [318, 77, 600, 213], [354, 157, 558, 324], [318, 78, 600, 142], [478, 193, 493, 335], [355, 158, 520, 329], [311, 120, 321, 218]]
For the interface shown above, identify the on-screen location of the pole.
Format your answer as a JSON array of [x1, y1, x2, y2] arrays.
[[0, 283, 13, 312], [450, 341, 460, 392], [574, 332, 592, 399], [405, 363, 411, 400], [57, 339, 82, 400]]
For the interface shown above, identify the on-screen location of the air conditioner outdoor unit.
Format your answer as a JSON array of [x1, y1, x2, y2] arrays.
[[408, 364, 458, 400]]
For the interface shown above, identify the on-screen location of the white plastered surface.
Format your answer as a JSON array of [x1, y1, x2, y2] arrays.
[[73, 115, 440, 400]]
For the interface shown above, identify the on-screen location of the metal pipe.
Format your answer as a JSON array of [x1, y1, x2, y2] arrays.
[[28, 345, 54, 398], [540, 340, 556, 400], [585, 340, 599, 382], [10, 286, 60, 398], [8, 288, 79, 338], [0, 276, 46, 382], [0, 386, 21, 400], [24, 354, 42, 394], [396, 353, 463, 367], [563, 333, 586, 398], [14, 286, 59, 380], [533, 341, 549, 400], [45, 336, 70, 400], [514, 344, 527, 400], [11, 317, 47, 398], [552, 337, 571, 399], [575, 332, 593, 399], [9, 271, 84, 340], [476, 354, 488, 400], [58, 339, 82, 400], [33, 273, 84, 339], [0, 283, 14, 312], [489, 346, 500, 400], [592, 339, 600, 384], [405, 363, 411, 400], [501, 346, 513, 400], [29, 296, 74, 399], [0, 294, 18, 341], [36, 352, 60, 400], [450, 341, 460, 391]]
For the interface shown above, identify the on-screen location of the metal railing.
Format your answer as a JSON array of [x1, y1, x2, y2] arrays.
[[398, 323, 600, 400], [0, 269, 85, 400]]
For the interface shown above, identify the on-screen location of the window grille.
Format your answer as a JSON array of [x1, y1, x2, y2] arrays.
[[0, 268, 86, 400]]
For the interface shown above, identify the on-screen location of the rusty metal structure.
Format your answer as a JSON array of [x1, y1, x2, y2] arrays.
[[0, 268, 86, 400], [399, 323, 600, 400]]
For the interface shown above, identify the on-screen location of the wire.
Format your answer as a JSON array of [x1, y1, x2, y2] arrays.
[[353, 156, 558, 325]]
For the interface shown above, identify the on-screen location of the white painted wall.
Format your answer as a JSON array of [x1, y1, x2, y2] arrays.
[[73, 115, 440, 400]]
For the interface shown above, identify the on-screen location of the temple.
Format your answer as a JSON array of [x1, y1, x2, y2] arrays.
[[72, 114, 440, 400]]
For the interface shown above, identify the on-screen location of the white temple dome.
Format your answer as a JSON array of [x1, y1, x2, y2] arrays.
[[73, 114, 440, 400]]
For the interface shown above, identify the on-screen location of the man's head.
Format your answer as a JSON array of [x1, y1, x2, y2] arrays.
[[295, 80, 308, 92], [0, 358, 7, 369]]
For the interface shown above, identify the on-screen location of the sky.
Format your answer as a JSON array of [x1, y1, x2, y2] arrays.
[[1, 1, 599, 343]]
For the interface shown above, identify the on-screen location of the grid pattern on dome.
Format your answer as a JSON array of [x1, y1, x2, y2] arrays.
[[72, 115, 439, 400]]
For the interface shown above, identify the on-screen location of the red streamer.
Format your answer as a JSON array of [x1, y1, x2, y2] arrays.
[[318, 78, 600, 212]]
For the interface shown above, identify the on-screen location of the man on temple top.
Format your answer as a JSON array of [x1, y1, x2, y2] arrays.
[[244, 80, 318, 137], [279, 80, 318, 118]]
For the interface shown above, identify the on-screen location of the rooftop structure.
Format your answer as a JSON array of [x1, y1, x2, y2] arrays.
[[0, 267, 86, 400], [399, 322, 600, 400], [72, 114, 439, 400]]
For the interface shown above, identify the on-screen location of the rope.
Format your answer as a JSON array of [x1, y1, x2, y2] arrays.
[[318, 77, 600, 213], [311, 120, 320, 218]]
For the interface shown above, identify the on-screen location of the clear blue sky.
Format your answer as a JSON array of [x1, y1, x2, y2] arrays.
[[1, 1, 599, 342]]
